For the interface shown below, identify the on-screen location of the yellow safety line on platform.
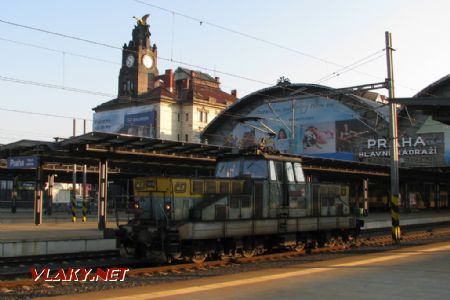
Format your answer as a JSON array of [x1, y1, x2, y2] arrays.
[[105, 244, 450, 300]]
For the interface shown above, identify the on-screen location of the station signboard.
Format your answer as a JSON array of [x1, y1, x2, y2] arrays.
[[7, 156, 40, 169]]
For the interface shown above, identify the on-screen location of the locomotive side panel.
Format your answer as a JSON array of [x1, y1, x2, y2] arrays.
[[120, 152, 360, 263]]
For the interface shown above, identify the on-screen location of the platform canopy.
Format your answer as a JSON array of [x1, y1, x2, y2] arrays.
[[0, 132, 238, 178], [0, 131, 448, 181], [394, 97, 450, 125]]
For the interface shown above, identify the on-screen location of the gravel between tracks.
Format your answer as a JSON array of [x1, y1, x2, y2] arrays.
[[1, 231, 450, 299]]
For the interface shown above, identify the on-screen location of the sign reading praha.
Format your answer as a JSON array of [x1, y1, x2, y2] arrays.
[[359, 136, 438, 158], [7, 156, 40, 169]]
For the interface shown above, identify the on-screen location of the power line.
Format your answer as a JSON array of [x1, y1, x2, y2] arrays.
[[131, 0, 389, 81], [0, 19, 439, 150], [314, 50, 386, 84], [131, 1, 442, 98], [0, 16, 439, 99], [0, 36, 119, 65], [0, 17, 419, 98], [0, 106, 92, 121], [0, 19, 121, 50], [0, 18, 271, 87], [132, 0, 346, 66], [0, 75, 115, 98], [0, 73, 397, 127], [0, 18, 427, 129]]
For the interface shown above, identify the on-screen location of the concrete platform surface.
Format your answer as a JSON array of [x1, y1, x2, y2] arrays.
[[0, 222, 115, 241], [42, 241, 450, 300], [361, 209, 450, 230], [0, 222, 118, 257], [0, 208, 130, 224], [1, 209, 449, 257]]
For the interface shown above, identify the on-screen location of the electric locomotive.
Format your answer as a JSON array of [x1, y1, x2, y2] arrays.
[[117, 148, 361, 263]]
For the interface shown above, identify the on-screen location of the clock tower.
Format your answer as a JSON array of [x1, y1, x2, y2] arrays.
[[118, 14, 159, 97]]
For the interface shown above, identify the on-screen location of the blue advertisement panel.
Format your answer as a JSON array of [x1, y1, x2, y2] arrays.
[[7, 156, 40, 169], [93, 105, 156, 138], [225, 97, 360, 159], [223, 96, 450, 166]]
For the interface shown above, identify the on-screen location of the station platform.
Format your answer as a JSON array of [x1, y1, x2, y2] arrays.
[[1, 209, 450, 258], [0, 208, 126, 257], [0, 208, 130, 224], [0, 221, 119, 258], [360, 209, 450, 230]]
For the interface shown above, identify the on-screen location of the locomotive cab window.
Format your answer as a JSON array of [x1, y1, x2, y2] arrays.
[[285, 162, 295, 182], [216, 158, 268, 179], [293, 162, 305, 183], [275, 162, 283, 181], [215, 159, 240, 178], [242, 159, 268, 179], [269, 160, 277, 181]]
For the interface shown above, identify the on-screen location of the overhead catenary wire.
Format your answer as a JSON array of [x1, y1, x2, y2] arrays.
[[0, 35, 394, 120], [314, 51, 386, 84], [0, 18, 271, 87], [0, 17, 437, 98], [132, 0, 375, 70], [0, 75, 115, 98], [0, 37, 119, 65], [0, 72, 416, 130], [129, 1, 445, 98], [131, 0, 422, 90], [0, 106, 92, 121], [0, 17, 437, 143], [0, 36, 399, 128]]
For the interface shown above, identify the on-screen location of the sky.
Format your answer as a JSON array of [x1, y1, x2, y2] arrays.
[[0, 0, 449, 144]]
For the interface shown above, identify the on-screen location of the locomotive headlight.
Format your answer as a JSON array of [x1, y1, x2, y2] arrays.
[[164, 203, 172, 212]]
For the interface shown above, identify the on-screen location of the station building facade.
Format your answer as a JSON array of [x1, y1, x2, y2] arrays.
[[202, 80, 450, 168], [92, 17, 237, 143], [201, 77, 450, 211]]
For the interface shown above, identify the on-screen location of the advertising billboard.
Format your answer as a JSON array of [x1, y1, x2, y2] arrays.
[[225, 97, 360, 158], [221, 96, 450, 167], [93, 105, 156, 138]]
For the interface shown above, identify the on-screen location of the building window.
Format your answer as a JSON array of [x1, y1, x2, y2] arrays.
[[185, 113, 189, 121], [199, 110, 209, 123], [177, 113, 180, 122], [185, 134, 189, 142], [177, 134, 180, 141]]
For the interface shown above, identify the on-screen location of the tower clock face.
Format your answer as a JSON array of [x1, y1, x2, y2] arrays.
[[126, 55, 135, 67], [142, 54, 153, 69]]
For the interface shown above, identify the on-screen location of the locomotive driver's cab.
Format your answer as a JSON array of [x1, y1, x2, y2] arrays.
[[215, 154, 305, 184], [215, 152, 349, 218], [215, 153, 307, 217]]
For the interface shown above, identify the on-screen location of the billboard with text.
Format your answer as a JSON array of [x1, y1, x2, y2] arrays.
[[93, 105, 156, 138]]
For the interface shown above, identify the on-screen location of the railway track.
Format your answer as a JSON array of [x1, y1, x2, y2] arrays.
[[0, 250, 131, 284], [0, 250, 119, 269], [2, 224, 450, 291]]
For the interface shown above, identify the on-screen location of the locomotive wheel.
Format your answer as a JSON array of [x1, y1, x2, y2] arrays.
[[327, 238, 338, 247], [191, 252, 207, 264], [242, 249, 256, 258], [294, 243, 305, 252]]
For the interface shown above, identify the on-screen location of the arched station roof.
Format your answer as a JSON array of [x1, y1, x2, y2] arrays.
[[202, 82, 389, 141]]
